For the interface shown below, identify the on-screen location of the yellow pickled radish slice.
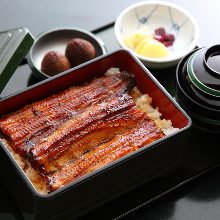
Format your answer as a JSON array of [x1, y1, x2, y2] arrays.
[[133, 29, 152, 45], [139, 39, 168, 58], [135, 39, 152, 54], [123, 26, 153, 48]]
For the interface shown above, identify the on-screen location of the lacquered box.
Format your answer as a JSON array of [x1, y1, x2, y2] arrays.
[[0, 49, 191, 220]]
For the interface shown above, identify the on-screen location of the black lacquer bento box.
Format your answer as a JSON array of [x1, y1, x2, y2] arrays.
[[0, 49, 191, 220]]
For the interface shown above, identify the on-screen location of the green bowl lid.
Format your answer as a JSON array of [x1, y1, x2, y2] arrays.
[[187, 46, 220, 97], [0, 27, 34, 93]]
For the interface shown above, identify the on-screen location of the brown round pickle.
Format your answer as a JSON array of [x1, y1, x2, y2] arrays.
[[41, 51, 71, 76], [65, 38, 96, 67]]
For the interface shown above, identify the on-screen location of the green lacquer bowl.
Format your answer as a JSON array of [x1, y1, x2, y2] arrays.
[[176, 45, 220, 136], [27, 27, 107, 80]]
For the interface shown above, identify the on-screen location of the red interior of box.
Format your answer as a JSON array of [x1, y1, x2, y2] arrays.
[[0, 50, 188, 129]]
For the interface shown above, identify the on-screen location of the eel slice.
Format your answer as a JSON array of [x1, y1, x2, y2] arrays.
[[45, 117, 164, 191], [28, 94, 146, 173], [0, 72, 135, 155]]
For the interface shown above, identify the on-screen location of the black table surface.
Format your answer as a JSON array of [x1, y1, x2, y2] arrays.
[[1, 1, 220, 220]]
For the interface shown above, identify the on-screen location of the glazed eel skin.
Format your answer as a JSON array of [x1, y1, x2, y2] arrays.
[[0, 71, 135, 156], [0, 72, 165, 192], [45, 117, 164, 192], [28, 94, 147, 174]]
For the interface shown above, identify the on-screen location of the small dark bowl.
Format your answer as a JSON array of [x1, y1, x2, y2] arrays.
[[175, 46, 220, 138], [27, 27, 107, 79]]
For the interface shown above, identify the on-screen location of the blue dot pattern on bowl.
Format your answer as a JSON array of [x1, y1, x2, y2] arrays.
[[120, 4, 196, 55]]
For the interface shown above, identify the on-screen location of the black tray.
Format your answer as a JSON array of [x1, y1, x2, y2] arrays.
[[1, 22, 220, 220]]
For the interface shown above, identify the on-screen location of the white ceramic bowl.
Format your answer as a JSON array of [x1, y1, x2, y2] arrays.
[[114, 1, 199, 69]]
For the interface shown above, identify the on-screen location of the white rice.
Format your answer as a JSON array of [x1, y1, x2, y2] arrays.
[[105, 67, 121, 76]]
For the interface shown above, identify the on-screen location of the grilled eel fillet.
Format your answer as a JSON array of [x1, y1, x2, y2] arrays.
[[45, 117, 164, 191], [28, 94, 147, 174], [0, 72, 135, 156]]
